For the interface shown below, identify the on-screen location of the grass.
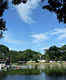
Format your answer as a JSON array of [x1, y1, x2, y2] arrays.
[[1, 62, 66, 76], [6, 69, 41, 75], [9, 62, 66, 76], [43, 62, 66, 76]]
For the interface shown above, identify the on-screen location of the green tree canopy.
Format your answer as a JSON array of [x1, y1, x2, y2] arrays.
[[9, 49, 41, 63], [0, 44, 9, 58], [45, 45, 63, 61]]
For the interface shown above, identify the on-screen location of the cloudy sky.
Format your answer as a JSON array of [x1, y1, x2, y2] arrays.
[[1, 0, 66, 53]]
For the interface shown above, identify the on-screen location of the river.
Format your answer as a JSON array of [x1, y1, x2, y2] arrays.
[[1, 63, 66, 80], [1, 72, 66, 80]]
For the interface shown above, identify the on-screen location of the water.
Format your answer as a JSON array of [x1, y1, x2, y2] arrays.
[[1, 64, 66, 80], [0, 72, 66, 80]]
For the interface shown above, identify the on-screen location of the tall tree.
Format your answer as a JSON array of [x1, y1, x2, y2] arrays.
[[45, 45, 62, 61]]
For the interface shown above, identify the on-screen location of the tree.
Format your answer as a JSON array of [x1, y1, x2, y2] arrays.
[[61, 45, 66, 50], [0, 0, 8, 38], [45, 45, 62, 61], [60, 45, 66, 61], [12, 0, 27, 5], [42, 0, 66, 23], [0, 44, 9, 58], [9, 49, 41, 63], [20, 49, 41, 61]]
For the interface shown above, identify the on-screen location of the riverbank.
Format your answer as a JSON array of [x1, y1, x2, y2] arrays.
[[6, 69, 40, 75], [1, 62, 66, 76], [42, 62, 66, 76], [25, 62, 66, 76]]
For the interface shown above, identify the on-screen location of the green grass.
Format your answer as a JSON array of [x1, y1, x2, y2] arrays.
[[43, 63, 66, 76], [2, 62, 66, 76], [6, 69, 41, 75]]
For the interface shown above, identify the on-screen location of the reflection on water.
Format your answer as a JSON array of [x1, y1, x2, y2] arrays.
[[0, 64, 66, 80], [2, 72, 66, 80], [4, 73, 45, 80], [45, 75, 66, 80], [0, 72, 6, 80]]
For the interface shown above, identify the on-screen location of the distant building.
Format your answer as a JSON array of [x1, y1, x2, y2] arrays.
[[38, 60, 46, 63]]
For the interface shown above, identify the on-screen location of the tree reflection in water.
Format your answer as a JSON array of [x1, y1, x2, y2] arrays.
[[0, 72, 6, 80]]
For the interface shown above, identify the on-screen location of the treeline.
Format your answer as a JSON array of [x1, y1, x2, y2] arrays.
[[44, 45, 66, 61], [0, 44, 66, 63], [0, 45, 41, 63]]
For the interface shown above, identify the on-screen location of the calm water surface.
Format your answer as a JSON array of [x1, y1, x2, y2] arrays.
[[1, 64, 66, 80], [1, 72, 66, 80]]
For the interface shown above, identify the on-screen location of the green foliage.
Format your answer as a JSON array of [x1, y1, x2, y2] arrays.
[[0, 0, 8, 38], [0, 44, 41, 63], [9, 49, 41, 63], [1, 44, 66, 64], [42, 0, 66, 23], [44, 45, 66, 61], [0, 44, 9, 58], [7, 69, 40, 75], [44, 63, 66, 76], [61, 45, 66, 50]]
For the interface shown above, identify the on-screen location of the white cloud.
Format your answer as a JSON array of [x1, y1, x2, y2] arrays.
[[51, 28, 66, 35], [31, 33, 48, 43], [16, 0, 40, 24], [51, 28, 66, 40], [57, 33, 66, 40], [30, 27, 66, 44]]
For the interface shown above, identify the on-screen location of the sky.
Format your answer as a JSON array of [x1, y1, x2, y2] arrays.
[[0, 0, 66, 54]]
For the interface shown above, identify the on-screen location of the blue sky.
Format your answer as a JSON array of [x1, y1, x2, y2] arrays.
[[0, 0, 66, 53]]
